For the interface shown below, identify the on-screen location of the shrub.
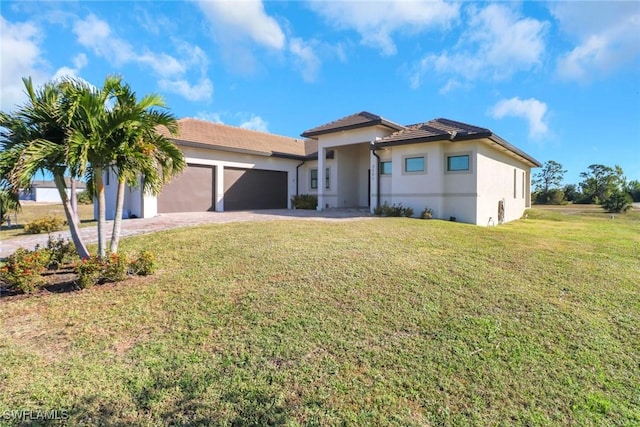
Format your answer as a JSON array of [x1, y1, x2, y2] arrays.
[[24, 215, 66, 234], [374, 202, 415, 217], [129, 250, 156, 276], [76, 190, 93, 205], [46, 235, 77, 268], [76, 256, 105, 289], [0, 248, 50, 293], [103, 253, 128, 282], [421, 208, 433, 219], [291, 194, 318, 210], [601, 191, 633, 213]]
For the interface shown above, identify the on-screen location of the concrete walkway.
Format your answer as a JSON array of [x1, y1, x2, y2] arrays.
[[0, 209, 373, 257]]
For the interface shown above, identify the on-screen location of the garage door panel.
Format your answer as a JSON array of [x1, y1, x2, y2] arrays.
[[158, 164, 215, 213], [224, 168, 287, 210]]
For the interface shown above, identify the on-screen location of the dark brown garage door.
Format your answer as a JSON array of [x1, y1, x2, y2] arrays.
[[157, 164, 215, 213], [224, 168, 287, 210]]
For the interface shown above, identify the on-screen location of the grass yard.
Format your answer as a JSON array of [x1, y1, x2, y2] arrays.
[[0, 209, 638, 426], [1, 202, 95, 239]]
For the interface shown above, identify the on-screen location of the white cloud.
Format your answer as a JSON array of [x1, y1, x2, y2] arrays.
[[308, 0, 459, 56], [289, 37, 321, 83], [52, 53, 89, 81], [239, 114, 269, 132], [410, 4, 547, 89], [0, 16, 48, 111], [197, 0, 285, 50], [196, 112, 224, 123], [158, 78, 213, 102], [551, 2, 640, 81], [72, 13, 212, 101], [195, 112, 268, 132], [489, 97, 549, 139]]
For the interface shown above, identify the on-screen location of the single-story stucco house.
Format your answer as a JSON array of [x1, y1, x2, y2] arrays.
[[20, 180, 86, 203], [102, 111, 541, 226]]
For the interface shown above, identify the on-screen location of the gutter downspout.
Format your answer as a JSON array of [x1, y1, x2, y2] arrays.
[[371, 143, 381, 210], [295, 160, 306, 196]]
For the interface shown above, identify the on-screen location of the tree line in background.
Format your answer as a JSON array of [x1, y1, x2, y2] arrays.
[[0, 76, 186, 258], [533, 160, 638, 213]]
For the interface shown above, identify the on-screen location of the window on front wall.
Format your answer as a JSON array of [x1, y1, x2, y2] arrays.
[[513, 169, 517, 199], [447, 155, 469, 171], [380, 161, 392, 175], [404, 156, 425, 173], [310, 168, 330, 190]]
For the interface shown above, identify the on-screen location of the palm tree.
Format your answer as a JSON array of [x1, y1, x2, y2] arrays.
[[0, 78, 90, 258], [61, 75, 123, 258], [107, 83, 184, 253]]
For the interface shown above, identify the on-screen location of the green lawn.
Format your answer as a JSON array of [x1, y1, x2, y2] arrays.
[[1, 209, 638, 426], [1, 202, 95, 239]]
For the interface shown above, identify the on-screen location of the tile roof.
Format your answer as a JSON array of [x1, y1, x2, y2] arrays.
[[159, 118, 309, 158], [374, 118, 541, 167], [301, 111, 405, 138], [375, 118, 491, 145]]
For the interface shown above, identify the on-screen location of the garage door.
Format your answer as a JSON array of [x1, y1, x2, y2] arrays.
[[157, 164, 215, 213], [224, 168, 287, 210]]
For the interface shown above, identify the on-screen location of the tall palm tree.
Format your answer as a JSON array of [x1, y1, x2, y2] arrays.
[[0, 78, 90, 258], [61, 75, 124, 258], [107, 83, 184, 253]]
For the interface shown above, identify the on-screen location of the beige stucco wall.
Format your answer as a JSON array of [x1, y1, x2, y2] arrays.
[[370, 139, 532, 225], [109, 145, 302, 219], [476, 141, 532, 225]]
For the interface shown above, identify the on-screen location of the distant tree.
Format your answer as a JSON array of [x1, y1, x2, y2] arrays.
[[578, 164, 624, 204], [562, 184, 580, 202], [627, 180, 640, 202], [532, 161, 567, 204], [602, 190, 633, 213], [533, 160, 566, 193]]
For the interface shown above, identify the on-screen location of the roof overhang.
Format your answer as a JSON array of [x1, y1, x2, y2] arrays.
[[302, 120, 404, 139]]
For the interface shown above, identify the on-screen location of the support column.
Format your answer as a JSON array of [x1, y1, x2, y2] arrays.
[[317, 147, 325, 210], [215, 164, 224, 212], [370, 150, 378, 213]]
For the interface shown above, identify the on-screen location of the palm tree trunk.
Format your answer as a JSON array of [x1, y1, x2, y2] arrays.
[[53, 173, 90, 259], [95, 166, 107, 259], [110, 178, 126, 254], [70, 177, 79, 224]]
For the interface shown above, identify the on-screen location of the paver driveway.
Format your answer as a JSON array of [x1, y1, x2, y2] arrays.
[[0, 209, 373, 257]]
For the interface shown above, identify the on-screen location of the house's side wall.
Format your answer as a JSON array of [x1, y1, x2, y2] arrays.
[[476, 141, 531, 225], [374, 141, 479, 223], [441, 141, 479, 224], [96, 169, 119, 220]]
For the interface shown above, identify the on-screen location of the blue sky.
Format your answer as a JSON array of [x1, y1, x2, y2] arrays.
[[2, 1, 639, 184]]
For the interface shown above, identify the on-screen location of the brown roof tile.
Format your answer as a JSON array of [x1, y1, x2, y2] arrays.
[[301, 111, 405, 138], [375, 118, 541, 167], [159, 118, 309, 158]]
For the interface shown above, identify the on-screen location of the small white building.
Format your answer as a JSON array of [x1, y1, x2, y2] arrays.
[[105, 112, 541, 226], [20, 180, 86, 203]]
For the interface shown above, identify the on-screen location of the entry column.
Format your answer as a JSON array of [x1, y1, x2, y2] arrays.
[[215, 165, 224, 212], [317, 147, 325, 210]]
